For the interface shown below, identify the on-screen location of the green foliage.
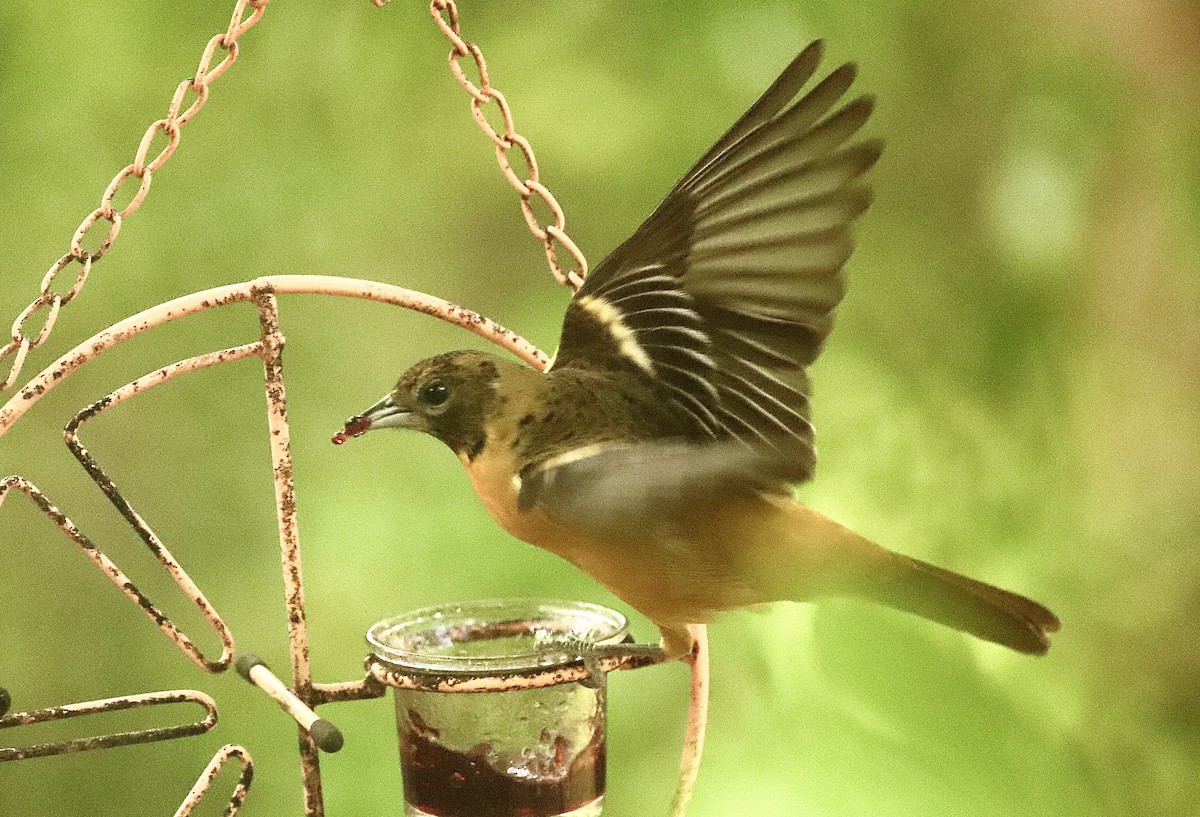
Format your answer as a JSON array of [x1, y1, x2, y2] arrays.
[[1, 1, 1197, 815]]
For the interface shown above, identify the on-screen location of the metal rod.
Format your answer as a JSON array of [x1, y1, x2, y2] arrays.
[[0, 276, 549, 817], [173, 743, 254, 817], [235, 654, 343, 753], [0, 475, 235, 673], [60, 345, 262, 672], [248, 286, 325, 815], [670, 624, 709, 817], [0, 275, 548, 436], [309, 678, 388, 706], [366, 649, 672, 694], [0, 690, 217, 761]]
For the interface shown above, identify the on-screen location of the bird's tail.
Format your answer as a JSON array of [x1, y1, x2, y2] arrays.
[[852, 552, 1061, 655], [733, 498, 1060, 654]]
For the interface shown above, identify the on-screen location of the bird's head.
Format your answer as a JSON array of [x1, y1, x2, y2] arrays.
[[335, 350, 506, 460]]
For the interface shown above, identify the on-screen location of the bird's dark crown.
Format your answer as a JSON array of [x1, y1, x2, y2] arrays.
[[390, 350, 509, 460]]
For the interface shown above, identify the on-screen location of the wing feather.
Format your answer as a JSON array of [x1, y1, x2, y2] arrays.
[[518, 440, 812, 538], [549, 40, 880, 482]]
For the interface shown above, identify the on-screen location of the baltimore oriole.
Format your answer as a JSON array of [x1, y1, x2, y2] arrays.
[[336, 41, 1059, 661]]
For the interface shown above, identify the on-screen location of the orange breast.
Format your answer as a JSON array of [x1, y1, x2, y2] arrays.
[[461, 447, 584, 554], [459, 445, 763, 625]]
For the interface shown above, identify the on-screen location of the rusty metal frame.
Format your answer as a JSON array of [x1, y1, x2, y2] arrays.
[[0, 690, 218, 762], [173, 744, 254, 817], [0, 275, 710, 816], [0, 689, 251, 816]]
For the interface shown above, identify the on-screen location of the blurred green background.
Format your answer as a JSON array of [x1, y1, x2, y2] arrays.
[[2, 1, 1198, 815]]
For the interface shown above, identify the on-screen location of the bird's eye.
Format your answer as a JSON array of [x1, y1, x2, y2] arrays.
[[418, 380, 449, 407]]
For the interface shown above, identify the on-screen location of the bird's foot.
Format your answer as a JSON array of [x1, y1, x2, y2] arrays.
[[585, 640, 670, 667], [554, 634, 668, 688], [587, 639, 674, 688]]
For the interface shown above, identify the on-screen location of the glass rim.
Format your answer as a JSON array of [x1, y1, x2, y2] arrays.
[[366, 598, 629, 676]]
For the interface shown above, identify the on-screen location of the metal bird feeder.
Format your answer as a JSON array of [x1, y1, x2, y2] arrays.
[[0, 2, 709, 816]]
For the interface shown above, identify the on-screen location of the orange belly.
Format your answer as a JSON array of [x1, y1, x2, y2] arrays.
[[459, 448, 865, 626]]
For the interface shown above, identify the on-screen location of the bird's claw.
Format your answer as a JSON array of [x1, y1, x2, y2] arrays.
[[555, 633, 607, 688], [580, 652, 606, 690], [545, 632, 669, 687]]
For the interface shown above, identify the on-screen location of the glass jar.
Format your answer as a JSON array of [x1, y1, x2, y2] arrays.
[[367, 599, 629, 817]]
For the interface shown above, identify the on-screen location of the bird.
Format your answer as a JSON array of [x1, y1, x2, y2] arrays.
[[335, 40, 1060, 662]]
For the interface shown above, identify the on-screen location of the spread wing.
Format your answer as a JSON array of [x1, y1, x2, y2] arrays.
[[549, 40, 881, 480], [518, 440, 809, 541]]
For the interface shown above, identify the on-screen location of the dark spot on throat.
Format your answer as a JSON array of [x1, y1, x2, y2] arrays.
[[465, 434, 487, 462]]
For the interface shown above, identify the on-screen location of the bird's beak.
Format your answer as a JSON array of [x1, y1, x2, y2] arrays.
[[359, 393, 416, 430], [331, 393, 417, 445]]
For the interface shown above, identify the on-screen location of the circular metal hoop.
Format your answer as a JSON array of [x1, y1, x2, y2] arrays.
[[0, 275, 549, 434]]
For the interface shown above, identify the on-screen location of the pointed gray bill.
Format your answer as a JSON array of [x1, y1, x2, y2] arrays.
[[331, 394, 413, 445]]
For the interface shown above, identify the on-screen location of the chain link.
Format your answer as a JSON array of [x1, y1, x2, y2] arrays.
[[426, 0, 588, 292], [3, 0, 585, 393], [0, 0, 270, 392]]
